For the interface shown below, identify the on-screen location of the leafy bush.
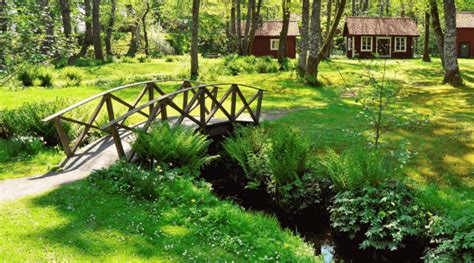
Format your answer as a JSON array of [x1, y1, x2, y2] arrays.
[[17, 67, 36, 87], [320, 147, 396, 191], [223, 125, 325, 214], [0, 99, 71, 146], [164, 56, 175, 62], [424, 213, 474, 262], [62, 67, 84, 86], [223, 125, 271, 189], [0, 136, 44, 162], [137, 55, 150, 63], [120, 56, 137, 63], [88, 161, 164, 200], [132, 123, 217, 172], [255, 56, 280, 73], [330, 180, 427, 251], [36, 67, 54, 87]]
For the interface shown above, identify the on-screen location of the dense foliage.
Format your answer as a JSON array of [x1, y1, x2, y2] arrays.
[[330, 180, 427, 251], [132, 123, 217, 173], [86, 161, 317, 261], [0, 99, 71, 146]]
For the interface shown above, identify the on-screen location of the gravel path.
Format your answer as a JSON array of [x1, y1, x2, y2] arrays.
[[0, 112, 289, 204]]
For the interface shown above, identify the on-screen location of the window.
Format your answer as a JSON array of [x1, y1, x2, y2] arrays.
[[270, 39, 279, 51], [361, 36, 373, 52], [394, 37, 407, 52], [347, 38, 352, 51]]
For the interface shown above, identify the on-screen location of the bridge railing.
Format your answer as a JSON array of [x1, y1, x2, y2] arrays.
[[43, 80, 264, 159]]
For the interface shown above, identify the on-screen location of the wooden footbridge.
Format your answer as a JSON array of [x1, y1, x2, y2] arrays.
[[43, 80, 264, 159]]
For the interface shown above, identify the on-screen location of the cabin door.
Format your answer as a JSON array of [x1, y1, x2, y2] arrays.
[[460, 42, 470, 58], [377, 37, 391, 57]]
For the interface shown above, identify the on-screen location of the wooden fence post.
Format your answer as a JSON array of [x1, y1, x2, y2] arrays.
[[105, 95, 125, 158], [199, 88, 206, 128], [230, 84, 238, 121], [148, 84, 154, 116], [53, 117, 72, 157], [255, 90, 263, 124]]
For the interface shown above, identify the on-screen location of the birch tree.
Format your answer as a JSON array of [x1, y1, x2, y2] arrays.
[[442, 0, 463, 86], [298, 0, 310, 73], [190, 0, 200, 79], [305, 0, 322, 85]]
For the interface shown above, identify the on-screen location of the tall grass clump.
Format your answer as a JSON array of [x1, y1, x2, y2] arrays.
[[132, 123, 217, 173], [320, 147, 396, 191], [17, 67, 36, 87], [62, 67, 84, 86], [0, 137, 44, 162], [0, 99, 71, 146], [36, 67, 54, 87]]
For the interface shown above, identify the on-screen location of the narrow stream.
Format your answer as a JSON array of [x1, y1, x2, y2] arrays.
[[202, 136, 424, 262]]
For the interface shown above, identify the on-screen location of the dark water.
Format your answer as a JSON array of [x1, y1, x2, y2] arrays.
[[202, 136, 424, 262]]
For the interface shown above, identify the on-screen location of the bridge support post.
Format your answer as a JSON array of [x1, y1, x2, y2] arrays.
[[255, 90, 263, 124], [230, 84, 238, 121], [105, 94, 126, 159], [53, 117, 72, 157]]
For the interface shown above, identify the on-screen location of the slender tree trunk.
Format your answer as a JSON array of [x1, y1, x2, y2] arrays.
[[352, 0, 356, 15], [59, 0, 72, 38], [278, 0, 290, 65], [306, 0, 322, 85], [323, 0, 332, 59], [230, 0, 236, 52], [69, 0, 93, 63], [298, 0, 310, 73], [105, 0, 116, 56], [125, 5, 140, 57], [379, 0, 384, 16], [0, 0, 7, 70], [38, 0, 55, 55], [319, 0, 346, 61], [92, 0, 104, 60], [142, 1, 150, 56], [442, 0, 463, 86], [190, 0, 200, 79], [242, 0, 255, 55], [236, 0, 243, 55], [247, 0, 263, 55], [385, 0, 390, 15], [423, 12, 431, 62], [430, 0, 445, 69]]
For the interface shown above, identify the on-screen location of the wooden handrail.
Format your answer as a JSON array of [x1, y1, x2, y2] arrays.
[[43, 79, 264, 159]]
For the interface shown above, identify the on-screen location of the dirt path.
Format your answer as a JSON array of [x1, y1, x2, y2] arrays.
[[0, 112, 290, 204]]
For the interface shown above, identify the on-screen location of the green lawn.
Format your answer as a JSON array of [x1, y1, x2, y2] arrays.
[[1, 57, 473, 188], [0, 178, 316, 261]]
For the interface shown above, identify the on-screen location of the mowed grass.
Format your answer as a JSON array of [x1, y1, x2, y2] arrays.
[[0, 57, 472, 194], [0, 179, 316, 261]]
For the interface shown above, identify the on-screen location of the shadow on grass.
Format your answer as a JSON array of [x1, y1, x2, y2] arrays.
[[10, 179, 313, 261]]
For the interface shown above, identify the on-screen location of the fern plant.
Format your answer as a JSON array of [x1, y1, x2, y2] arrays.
[[132, 123, 217, 173]]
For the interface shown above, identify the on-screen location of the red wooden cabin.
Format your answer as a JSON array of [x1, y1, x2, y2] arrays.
[[456, 12, 474, 58], [343, 17, 419, 59], [242, 21, 299, 58]]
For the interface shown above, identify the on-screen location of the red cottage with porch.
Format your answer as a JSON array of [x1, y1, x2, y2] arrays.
[[243, 21, 299, 58], [343, 17, 419, 59], [456, 12, 474, 58]]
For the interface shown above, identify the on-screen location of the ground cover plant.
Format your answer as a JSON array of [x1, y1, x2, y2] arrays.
[[0, 169, 317, 261]]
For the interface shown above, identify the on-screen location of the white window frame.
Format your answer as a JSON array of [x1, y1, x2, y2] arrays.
[[361, 36, 373, 52], [376, 37, 392, 57], [394, 37, 407, 52], [270, 39, 279, 51], [347, 37, 352, 51]]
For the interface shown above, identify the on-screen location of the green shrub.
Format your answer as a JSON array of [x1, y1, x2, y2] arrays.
[[120, 56, 137, 63], [330, 180, 427, 251], [0, 99, 71, 146], [88, 161, 163, 200], [73, 58, 106, 67], [255, 57, 279, 73], [132, 123, 217, 172], [424, 213, 474, 262], [164, 56, 175, 62], [320, 147, 395, 191], [0, 137, 44, 162], [62, 67, 84, 86], [17, 67, 36, 87], [137, 55, 150, 63], [223, 125, 271, 189], [36, 67, 54, 87], [223, 125, 324, 214]]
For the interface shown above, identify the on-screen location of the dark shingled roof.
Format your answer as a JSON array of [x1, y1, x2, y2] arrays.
[[344, 17, 419, 36], [240, 21, 300, 36], [457, 12, 474, 28]]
